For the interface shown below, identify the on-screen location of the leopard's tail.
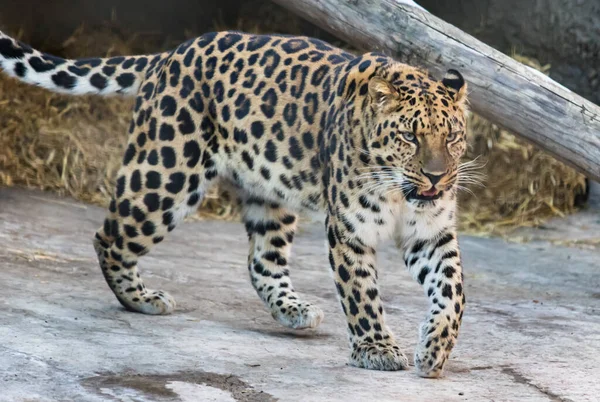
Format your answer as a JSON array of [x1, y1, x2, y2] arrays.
[[0, 30, 159, 96]]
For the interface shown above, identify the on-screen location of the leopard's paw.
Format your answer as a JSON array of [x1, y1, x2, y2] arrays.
[[271, 300, 324, 329], [350, 339, 409, 371], [120, 289, 176, 315], [414, 321, 454, 378]]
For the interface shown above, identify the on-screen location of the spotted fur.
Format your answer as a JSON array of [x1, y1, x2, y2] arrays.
[[0, 30, 469, 377]]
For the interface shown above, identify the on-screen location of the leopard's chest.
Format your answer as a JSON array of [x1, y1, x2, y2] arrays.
[[395, 195, 457, 245]]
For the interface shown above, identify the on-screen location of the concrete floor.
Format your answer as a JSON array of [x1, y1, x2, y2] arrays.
[[1, 188, 599, 402]]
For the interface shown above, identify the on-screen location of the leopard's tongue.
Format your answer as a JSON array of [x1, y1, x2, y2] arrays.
[[421, 188, 439, 197]]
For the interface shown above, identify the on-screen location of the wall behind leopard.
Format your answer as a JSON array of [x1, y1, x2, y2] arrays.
[[0, 0, 231, 43], [416, 0, 600, 106]]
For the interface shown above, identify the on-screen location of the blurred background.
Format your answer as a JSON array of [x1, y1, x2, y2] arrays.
[[0, 0, 598, 236]]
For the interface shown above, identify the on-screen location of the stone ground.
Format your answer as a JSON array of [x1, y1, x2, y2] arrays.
[[1, 188, 599, 402]]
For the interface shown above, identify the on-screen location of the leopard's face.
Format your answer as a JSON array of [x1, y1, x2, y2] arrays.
[[366, 68, 468, 202]]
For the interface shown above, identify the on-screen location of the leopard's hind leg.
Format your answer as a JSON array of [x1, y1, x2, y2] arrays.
[[243, 198, 324, 329], [94, 216, 177, 315], [94, 141, 211, 314]]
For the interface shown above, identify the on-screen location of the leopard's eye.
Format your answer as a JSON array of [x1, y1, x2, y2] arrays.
[[401, 131, 416, 143], [447, 131, 459, 143]]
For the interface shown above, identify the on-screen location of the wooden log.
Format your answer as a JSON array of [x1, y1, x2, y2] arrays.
[[270, 0, 600, 181]]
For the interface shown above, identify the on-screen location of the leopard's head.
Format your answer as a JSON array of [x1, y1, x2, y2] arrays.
[[366, 67, 468, 202]]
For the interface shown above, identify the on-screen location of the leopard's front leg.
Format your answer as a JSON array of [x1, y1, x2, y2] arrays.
[[326, 214, 409, 371], [401, 224, 465, 378]]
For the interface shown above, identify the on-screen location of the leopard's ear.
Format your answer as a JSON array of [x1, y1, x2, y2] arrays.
[[442, 69, 467, 104], [368, 76, 399, 111]]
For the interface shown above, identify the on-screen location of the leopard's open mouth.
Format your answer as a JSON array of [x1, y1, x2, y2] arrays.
[[404, 187, 444, 202]]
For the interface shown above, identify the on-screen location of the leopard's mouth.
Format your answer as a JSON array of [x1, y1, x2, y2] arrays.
[[404, 187, 444, 202]]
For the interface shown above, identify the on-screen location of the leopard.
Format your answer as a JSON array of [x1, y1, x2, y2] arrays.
[[0, 29, 468, 378]]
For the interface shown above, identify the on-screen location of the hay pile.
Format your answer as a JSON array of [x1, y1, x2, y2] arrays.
[[457, 54, 588, 234], [0, 18, 588, 234], [0, 29, 131, 206], [0, 24, 237, 219]]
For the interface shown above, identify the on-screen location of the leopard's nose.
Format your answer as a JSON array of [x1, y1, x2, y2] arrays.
[[421, 169, 445, 186]]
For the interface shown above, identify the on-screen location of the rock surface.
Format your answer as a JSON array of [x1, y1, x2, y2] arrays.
[[1, 188, 599, 401]]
